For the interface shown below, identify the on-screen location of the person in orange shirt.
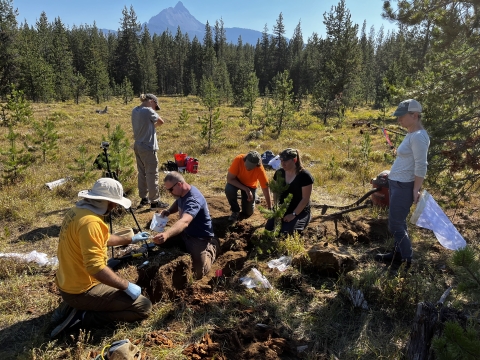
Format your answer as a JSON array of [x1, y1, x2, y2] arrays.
[[225, 151, 272, 222]]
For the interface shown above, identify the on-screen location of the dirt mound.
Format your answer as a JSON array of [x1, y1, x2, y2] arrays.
[[134, 196, 390, 304], [182, 319, 296, 360]]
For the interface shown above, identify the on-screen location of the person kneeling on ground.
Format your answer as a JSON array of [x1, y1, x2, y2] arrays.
[[51, 178, 152, 338], [225, 150, 272, 222], [152, 172, 220, 280], [265, 148, 314, 234]]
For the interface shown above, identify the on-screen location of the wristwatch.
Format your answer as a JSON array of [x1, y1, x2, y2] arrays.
[[292, 211, 296, 217]]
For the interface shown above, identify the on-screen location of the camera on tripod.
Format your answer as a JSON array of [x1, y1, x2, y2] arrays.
[[101, 141, 110, 149]]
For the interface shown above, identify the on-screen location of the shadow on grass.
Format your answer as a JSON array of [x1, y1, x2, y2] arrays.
[[13, 225, 62, 243]]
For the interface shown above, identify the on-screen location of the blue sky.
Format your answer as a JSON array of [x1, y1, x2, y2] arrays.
[[12, 0, 397, 38]]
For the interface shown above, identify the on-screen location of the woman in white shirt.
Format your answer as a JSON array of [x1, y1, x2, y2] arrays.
[[375, 99, 430, 267]]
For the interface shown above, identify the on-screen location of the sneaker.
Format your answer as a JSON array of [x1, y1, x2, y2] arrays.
[[374, 251, 403, 264], [51, 301, 73, 325], [137, 198, 150, 209], [150, 201, 169, 209], [50, 308, 84, 338], [228, 212, 239, 222]]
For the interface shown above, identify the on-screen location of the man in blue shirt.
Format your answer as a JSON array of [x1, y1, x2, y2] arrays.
[[152, 172, 219, 279]]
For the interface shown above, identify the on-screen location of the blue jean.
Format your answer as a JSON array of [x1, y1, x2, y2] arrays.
[[265, 209, 311, 234], [225, 183, 256, 215], [388, 179, 414, 260]]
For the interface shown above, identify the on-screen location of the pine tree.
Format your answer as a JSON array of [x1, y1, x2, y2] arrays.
[[115, 5, 141, 93], [1, 125, 34, 183], [138, 25, 157, 94], [313, 0, 361, 117], [153, 30, 174, 94], [68, 144, 96, 182], [271, 70, 294, 136], [3, 85, 32, 126], [98, 124, 135, 182], [71, 72, 87, 104], [51, 17, 75, 101], [31, 118, 59, 162], [85, 24, 110, 104], [382, 0, 480, 199], [289, 21, 305, 102], [214, 18, 226, 62], [185, 36, 202, 95], [173, 26, 188, 95], [120, 77, 134, 105], [242, 72, 259, 124], [272, 13, 289, 76], [255, 24, 272, 93], [178, 109, 190, 128], [0, 0, 19, 98], [203, 22, 216, 80], [198, 77, 223, 150]]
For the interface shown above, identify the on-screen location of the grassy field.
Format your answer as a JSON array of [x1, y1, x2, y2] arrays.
[[0, 96, 477, 359]]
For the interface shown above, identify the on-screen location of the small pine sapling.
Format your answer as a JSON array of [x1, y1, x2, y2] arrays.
[[178, 109, 190, 128], [68, 145, 96, 182], [254, 171, 292, 255], [1, 125, 35, 183], [30, 118, 59, 162]]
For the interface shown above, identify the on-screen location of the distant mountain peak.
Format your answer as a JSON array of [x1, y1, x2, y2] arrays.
[[143, 1, 263, 44], [174, 1, 186, 10]]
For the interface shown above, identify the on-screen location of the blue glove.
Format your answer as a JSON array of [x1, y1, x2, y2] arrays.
[[132, 231, 150, 244], [124, 282, 141, 300]]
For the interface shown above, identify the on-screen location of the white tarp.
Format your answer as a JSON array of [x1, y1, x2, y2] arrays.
[[410, 190, 466, 250]]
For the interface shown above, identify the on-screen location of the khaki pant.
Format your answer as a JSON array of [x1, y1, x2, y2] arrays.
[[182, 233, 220, 280], [134, 143, 159, 202], [60, 284, 152, 328]]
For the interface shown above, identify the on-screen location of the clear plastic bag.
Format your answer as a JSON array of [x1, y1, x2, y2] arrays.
[[150, 213, 168, 232]]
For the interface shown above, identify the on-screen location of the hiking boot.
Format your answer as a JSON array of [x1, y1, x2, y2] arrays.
[[150, 201, 169, 209], [51, 301, 73, 325], [228, 212, 239, 222], [50, 308, 84, 338], [137, 198, 150, 209], [374, 251, 403, 264]]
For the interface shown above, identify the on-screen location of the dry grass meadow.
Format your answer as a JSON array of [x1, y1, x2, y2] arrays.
[[0, 96, 478, 359]]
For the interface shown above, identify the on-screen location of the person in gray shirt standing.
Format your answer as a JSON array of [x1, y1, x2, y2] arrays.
[[375, 99, 430, 268], [131, 93, 168, 209]]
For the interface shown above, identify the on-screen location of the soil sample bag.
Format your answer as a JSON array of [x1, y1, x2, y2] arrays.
[[150, 213, 169, 232]]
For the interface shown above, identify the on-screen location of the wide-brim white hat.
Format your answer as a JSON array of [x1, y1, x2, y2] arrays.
[[78, 178, 131, 209]]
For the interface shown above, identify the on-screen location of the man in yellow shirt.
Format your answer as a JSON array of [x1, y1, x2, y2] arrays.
[[225, 151, 272, 222], [51, 178, 152, 338]]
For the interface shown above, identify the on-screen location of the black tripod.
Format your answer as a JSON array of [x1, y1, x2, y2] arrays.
[[100, 142, 146, 264]]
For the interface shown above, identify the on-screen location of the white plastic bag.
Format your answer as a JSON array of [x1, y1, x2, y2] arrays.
[[410, 190, 466, 250], [0, 250, 58, 267], [150, 213, 168, 232], [268, 155, 281, 170], [239, 268, 272, 289], [267, 256, 292, 272]]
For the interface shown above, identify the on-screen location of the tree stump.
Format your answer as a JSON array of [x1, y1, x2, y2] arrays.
[[405, 302, 438, 360]]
